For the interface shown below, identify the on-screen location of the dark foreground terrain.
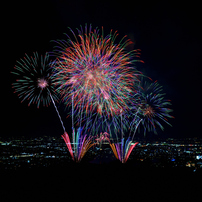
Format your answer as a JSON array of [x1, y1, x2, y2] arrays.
[[1, 161, 201, 201]]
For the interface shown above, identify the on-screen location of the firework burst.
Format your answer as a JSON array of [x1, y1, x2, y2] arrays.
[[136, 80, 174, 135], [51, 25, 143, 125], [12, 52, 58, 108]]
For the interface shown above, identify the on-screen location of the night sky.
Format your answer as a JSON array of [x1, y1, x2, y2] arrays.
[[2, 1, 202, 139]]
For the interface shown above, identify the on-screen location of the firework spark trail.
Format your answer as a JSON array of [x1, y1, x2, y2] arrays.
[[110, 138, 139, 163], [62, 132, 74, 161], [49, 92, 66, 133], [128, 107, 141, 136], [124, 142, 139, 162], [131, 118, 142, 141], [62, 127, 95, 162]]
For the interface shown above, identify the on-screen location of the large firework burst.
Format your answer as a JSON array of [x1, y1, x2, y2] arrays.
[[51, 25, 143, 120]]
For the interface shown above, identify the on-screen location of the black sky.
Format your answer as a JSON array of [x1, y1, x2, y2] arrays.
[[2, 1, 202, 139]]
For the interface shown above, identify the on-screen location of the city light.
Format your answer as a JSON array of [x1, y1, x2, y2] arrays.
[[1, 136, 202, 171]]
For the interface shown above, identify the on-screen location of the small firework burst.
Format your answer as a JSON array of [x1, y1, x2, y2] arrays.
[[137, 80, 174, 135], [12, 52, 58, 108]]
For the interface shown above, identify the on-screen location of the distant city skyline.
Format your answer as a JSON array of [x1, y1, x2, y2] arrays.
[[1, 135, 202, 171]]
